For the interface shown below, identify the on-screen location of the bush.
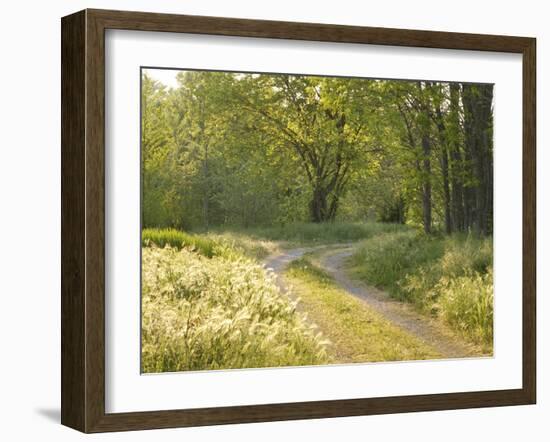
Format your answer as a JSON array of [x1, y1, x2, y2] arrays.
[[350, 231, 444, 300], [142, 228, 217, 257], [439, 235, 492, 276], [142, 228, 276, 260], [141, 246, 328, 372], [436, 269, 493, 346], [351, 231, 493, 347], [400, 235, 493, 310]]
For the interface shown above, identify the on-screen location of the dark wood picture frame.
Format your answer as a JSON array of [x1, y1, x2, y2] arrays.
[[61, 8, 536, 433]]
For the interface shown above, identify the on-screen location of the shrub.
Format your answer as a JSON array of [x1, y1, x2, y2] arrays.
[[436, 269, 493, 346], [351, 231, 493, 347], [141, 246, 328, 372], [142, 228, 276, 261], [439, 235, 493, 276], [142, 228, 217, 257], [400, 235, 493, 311], [350, 231, 444, 299]]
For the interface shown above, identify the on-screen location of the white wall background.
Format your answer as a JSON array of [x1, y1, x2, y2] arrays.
[[0, 0, 546, 440]]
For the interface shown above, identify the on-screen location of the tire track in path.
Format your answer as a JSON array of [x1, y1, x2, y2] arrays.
[[265, 244, 479, 359]]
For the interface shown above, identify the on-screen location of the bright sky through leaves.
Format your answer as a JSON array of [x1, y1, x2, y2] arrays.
[[143, 68, 179, 89]]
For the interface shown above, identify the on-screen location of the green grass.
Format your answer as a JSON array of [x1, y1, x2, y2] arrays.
[[207, 231, 277, 260], [142, 222, 409, 261], [142, 228, 277, 261], [349, 231, 493, 348], [285, 257, 440, 363], [223, 221, 409, 246], [437, 269, 493, 346], [142, 228, 217, 257]]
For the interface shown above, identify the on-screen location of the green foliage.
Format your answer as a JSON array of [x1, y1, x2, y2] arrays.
[[350, 231, 493, 347], [141, 246, 329, 372], [350, 230, 444, 298], [142, 228, 217, 257], [400, 235, 492, 310], [436, 269, 493, 346], [439, 235, 493, 275], [141, 76, 183, 228], [141, 70, 493, 234], [142, 228, 276, 260]]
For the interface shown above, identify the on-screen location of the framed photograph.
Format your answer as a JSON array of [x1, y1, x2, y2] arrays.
[[61, 9, 536, 433]]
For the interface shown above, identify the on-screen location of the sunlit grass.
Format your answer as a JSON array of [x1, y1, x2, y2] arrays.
[[349, 231, 493, 349], [436, 269, 493, 347], [141, 246, 328, 373], [142, 228, 217, 257], [221, 221, 410, 246], [142, 223, 493, 369], [285, 257, 440, 363], [142, 228, 277, 261]]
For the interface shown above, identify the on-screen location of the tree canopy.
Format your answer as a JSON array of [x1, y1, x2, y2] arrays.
[[141, 69, 493, 236]]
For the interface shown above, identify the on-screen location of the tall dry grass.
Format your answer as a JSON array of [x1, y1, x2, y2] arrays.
[[351, 231, 493, 348], [141, 246, 328, 372]]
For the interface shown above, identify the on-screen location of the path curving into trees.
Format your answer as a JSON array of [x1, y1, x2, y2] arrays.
[[265, 244, 477, 359]]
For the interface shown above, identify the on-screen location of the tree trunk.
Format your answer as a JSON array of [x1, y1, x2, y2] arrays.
[[435, 102, 452, 234], [449, 83, 465, 232], [309, 185, 329, 223], [327, 195, 339, 222], [309, 176, 346, 223], [421, 132, 432, 234], [462, 83, 494, 236], [441, 148, 452, 234], [417, 82, 432, 234]]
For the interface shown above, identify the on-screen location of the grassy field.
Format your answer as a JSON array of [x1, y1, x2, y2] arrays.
[[141, 243, 328, 373], [141, 223, 493, 371], [142, 227, 278, 260], [212, 222, 409, 247], [285, 257, 440, 363], [349, 230, 493, 349]]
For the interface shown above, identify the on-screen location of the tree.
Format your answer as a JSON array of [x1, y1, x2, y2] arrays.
[[141, 75, 181, 228], [462, 83, 494, 236], [140, 69, 494, 237], [234, 75, 383, 222], [448, 83, 465, 232]]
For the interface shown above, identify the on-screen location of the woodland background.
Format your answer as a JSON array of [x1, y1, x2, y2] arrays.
[[142, 70, 494, 237]]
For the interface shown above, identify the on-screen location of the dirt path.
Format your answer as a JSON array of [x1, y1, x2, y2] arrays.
[[264, 244, 352, 293], [264, 245, 476, 359], [264, 245, 334, 291]]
